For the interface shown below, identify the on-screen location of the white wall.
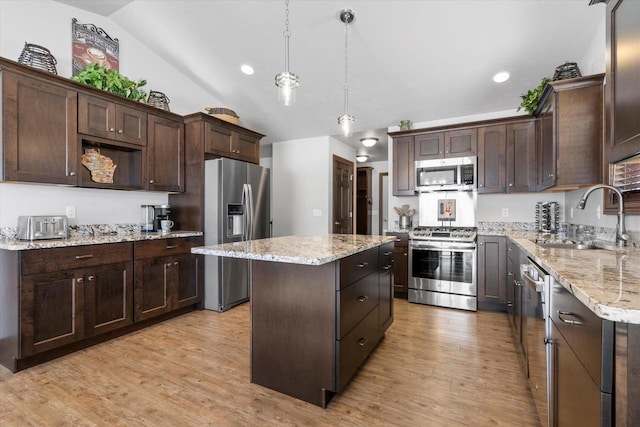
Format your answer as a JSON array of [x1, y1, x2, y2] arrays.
[[579, 7, 607, 75], [0, 0, 226, 228], [478, 192, 566, 222], [359, 160, 388, 235]]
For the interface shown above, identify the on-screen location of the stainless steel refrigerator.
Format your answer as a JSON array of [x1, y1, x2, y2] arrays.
[[204, 158, 270, 312]]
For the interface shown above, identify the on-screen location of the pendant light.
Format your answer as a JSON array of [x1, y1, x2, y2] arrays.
[[337, 9, 355, 137], [275, 0, 300, 106]]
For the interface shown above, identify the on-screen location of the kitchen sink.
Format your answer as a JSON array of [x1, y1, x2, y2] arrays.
[[530, 239, 625, 252]]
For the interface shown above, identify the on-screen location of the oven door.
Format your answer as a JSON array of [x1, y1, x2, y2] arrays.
[[409, 240, 477, 296]]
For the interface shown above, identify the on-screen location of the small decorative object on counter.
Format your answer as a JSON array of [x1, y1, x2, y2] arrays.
[[552, 61, 581, 81], [81, 149, 117, 183], [205, 107, 239, 124], [18, 42, 58, 74], [399, 120, 412, 131], [147, 90, 170, 111], [394, 204, 416, 230]]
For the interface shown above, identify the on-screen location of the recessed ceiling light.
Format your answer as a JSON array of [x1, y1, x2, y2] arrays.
[[241, 64, 254, 75], [493, 71, 510, 83]]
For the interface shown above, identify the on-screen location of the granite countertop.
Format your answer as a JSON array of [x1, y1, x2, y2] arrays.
[[0, 230, 203, 251], [506, 231, 640, 324], [191, 234, 396, 265]]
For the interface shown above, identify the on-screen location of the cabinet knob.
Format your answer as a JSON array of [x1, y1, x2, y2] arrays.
[[357, 261, 369, 268], [509, 183, 513, 187], [173, 261, 178, 266], [76, 277, 84, 283], [87, 275, 95, 281], [549, 174, 555, 178], [357, 337, 369, 347], [403, 253, 407, 256], [109, 128, 115, 132], [69, 171, 76, 176], [149, 179, 155, 184], [357, 295, 369, 302], [165, 262, 172, 268], [117, 130, 124, 134], [479, 242, 484, 246], [479, 184, 483, 187]]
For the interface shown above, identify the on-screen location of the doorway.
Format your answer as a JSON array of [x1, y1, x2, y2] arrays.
[[332, 155, 354, 234], [379, 172, 388, 234]]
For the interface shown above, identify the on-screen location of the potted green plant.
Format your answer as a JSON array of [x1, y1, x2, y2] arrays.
[[518, 77, 550, 114], [72, 63, 147, 102]]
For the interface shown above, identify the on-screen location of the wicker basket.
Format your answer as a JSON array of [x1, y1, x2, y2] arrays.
[[205, 107, 239, 124], [147, 91, 170, 111], [18, 42, 57, 75], [552, 62, 581, 81]]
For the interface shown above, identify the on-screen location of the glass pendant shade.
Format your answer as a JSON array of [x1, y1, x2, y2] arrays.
[[338, 114, 355, 137], [276, 71, 299, 106]]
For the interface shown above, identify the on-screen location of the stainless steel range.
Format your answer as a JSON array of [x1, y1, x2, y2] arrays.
[[408, 226, 478, 311]]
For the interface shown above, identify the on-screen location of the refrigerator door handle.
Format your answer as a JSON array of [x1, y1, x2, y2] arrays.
[[242, 184, 249, 241], [246, 184, 254, 240]]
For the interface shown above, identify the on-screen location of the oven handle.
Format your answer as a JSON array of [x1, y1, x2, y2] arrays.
[[410, 241, 476, 251]]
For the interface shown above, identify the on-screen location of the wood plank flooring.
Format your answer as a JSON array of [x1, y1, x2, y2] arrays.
[[0, 299, 540, 426]]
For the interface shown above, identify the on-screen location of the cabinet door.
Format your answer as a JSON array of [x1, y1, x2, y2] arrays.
[[605, 0, 640, 162], [78, 93, 115, 139], [378, 243, 394, 334], [3, 72, 78, 184], [84, 262, 133, 337], [116, 104, 147, 146], [537, 97, 557, 191], [392, 136, 415, 196], [477, 236, 507, 308], [550, 320, 603, 427], [507, 120, 537, 192], [237, 133, 260, 164], [147, 114, 184, 192], [20, 269, 85, 356], [445, 128, 477, 157], [174, 253, 203, 309], [134, 257, 173, 321], [477, 125, 506, 193], [204, 122, 232, 155], [415, 133, 444, 160]]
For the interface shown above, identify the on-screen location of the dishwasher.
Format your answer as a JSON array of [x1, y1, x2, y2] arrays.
[[520, 258, 551, 427]]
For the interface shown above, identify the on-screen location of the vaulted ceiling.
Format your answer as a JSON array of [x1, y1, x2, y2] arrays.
[[55, 1, 605, 161]]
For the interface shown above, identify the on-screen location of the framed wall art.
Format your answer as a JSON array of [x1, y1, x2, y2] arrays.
[[71, 18, 119, 75]]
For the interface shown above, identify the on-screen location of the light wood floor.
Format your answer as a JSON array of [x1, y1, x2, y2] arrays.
[[0, 299, 540, 426]]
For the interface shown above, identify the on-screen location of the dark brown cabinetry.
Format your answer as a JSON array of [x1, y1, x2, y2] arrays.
[[386, 231, 408, 297], [477, 125, 506, 193], [78, 93, 147, 146], [414, 132, 444, 160], [134, 237, 203, 322], [535, 74, 604, 191], [18, 243, 133, 358], [477, 235, 507, 311], [506, 240, 525, 358], [392, 136, 415, 196], [506, 120, 537, 192], [251, 244, 392, 407], [2, 71, 78, 185], [200, 116, 261, 164], [356, 167, 372, 234], [414, 129, 477, 161], [147, 114, 185, 192]]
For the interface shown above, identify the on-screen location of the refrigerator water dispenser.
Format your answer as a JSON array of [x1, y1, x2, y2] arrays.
[[227, 204, 244, 237]]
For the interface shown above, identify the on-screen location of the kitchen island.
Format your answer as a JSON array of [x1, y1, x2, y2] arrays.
[[192, 234, 395, 407]]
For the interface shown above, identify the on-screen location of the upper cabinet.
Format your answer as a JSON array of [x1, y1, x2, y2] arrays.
[[198, 115, 262, 164], [78, 93, 147, 146], [534, 74, 604, 191], [477, 125, 506, 193], [414, 129, 477, 161], [393, 136, 415, 196], [2, 71, 78, 185], [605, 0, 640, 163], [147, 114, 185, 192]]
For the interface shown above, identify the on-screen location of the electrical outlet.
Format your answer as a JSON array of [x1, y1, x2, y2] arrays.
[[312, 209, 322, 217], [501, 208, 509, 218], [65, 206, 76, 219], [596, 205, 601, 220]]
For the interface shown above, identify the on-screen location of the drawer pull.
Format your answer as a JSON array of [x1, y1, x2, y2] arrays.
[[357, 262, 369, 268], [165, 245, 178, 249], [384, 251, 393, 256], [382, 265, 392, 271], [357, 337, 369, 347], [558, 311, 583, 325], [395, 238, 401, 242], [76, 277, 84, 283], [75, 254, 94, 260], [173, 261, 179, 266], [507, 272, 514, 276], [358, 295, 369, 302], [87, 275, 95, 281], [165, 262, 173, 268]]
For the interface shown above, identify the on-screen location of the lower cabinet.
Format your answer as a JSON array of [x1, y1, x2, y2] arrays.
[[387, 231, 408, 297], [477, 235, 507, 310], [134, 237, 203, 322], [379, 242, 394, 332], [0, 236, 202, 372]]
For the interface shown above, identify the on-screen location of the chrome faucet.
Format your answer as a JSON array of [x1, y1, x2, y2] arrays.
[[576, 184, 629, 246]]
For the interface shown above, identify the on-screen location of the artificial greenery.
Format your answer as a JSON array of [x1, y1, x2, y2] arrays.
[[72, 63, 147, 102], [518, 77, 551, 114]]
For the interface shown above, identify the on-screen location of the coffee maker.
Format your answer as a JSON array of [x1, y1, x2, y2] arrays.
[[140, 204, 172, 232]]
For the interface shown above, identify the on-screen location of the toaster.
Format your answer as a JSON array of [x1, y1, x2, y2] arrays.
[[17, 215, 69, 240]]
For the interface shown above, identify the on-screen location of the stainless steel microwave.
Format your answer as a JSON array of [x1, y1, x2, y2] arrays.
[[415, 156, 477, 192]]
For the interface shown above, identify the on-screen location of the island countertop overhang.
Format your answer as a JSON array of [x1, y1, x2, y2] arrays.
[[191, 234, 396, 265]]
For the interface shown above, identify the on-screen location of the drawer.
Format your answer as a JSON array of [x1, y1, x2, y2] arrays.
[[338, 272, 379, 339], [386, 232, 409, 247], [379, 242, 394, 272], [337, 306, 379, 391], [550, 281, 613, 390], [21, 242, 133, 275], [134, 236, 203, 260], [339, 247, 377, 289]]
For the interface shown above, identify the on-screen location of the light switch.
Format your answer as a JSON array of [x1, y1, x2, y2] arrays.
[[66, 206, 76, 219], [312, 209, 322, 217]]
